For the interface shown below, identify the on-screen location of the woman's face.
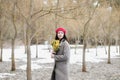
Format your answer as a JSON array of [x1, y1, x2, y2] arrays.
[[57, 31, 64, 40]]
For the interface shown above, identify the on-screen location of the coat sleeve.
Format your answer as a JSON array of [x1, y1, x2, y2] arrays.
[[54, 41, 70, 62]]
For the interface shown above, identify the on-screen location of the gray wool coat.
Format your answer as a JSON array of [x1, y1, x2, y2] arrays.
[[51, 39, 70, 80]]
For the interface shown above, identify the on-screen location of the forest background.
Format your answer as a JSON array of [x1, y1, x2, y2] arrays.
[[0, 0, 120, 80]]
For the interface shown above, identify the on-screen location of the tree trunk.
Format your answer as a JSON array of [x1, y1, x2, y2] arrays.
[[95, 45, 97, 56], [11, 39, 16, 71], [11, 1, 17, 71], [0, 31, 3, 62], [26, 32, 32, 80], [26, 0, 33, 79], [0, 41, 3, 62], [118, 33, 120, 54], [104, 38, 107, 54], [107, 25, 111, 64], [82, 39, 87, 72], [119, 41, 120, 54], [48, 35, 52, 52], [115, 38, 118, 53], [36, 37, 38, 58], [107, 39, 111, 64], [27, 44, 32, 80], [23, 24, 27, 54], [95, 38, 98, 56], [119, 18, 120, 54], [86, 40, 89, 52], [74, 38, 77, 54]]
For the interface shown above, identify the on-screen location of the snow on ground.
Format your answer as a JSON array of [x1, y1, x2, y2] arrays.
[[0, 73, 16, 79], [0, 45, 119, 79]]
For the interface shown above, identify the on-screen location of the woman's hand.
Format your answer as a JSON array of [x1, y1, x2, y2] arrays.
[[51, 53, 55, 58], [51, 50, 56, 54]]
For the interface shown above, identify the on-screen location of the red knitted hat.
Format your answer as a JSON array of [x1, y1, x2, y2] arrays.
[[56, 27, 66, 34]]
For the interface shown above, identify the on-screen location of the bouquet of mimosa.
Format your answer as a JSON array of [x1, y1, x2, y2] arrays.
[[51, 40, 60, 53]]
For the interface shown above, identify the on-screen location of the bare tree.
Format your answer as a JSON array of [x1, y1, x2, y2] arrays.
[[119, 18, 120, 54], [0, 28, 3, 62], [11, 0, 17, 71], [107, 0, 114, 64], [82, 0, 98, 72], [0, 25, 4, 62], [23, 23, 27, 54], [107, 0, 120, 55], [16, 0, 51, 79], [35, 35, 39, 58], [0, 1, 3, 62]]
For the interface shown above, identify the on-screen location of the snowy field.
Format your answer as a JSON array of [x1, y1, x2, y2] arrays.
[[0, 45, 120, 79]]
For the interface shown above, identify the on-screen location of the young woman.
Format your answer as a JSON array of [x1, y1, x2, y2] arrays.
[[51, 27, 70, 80]]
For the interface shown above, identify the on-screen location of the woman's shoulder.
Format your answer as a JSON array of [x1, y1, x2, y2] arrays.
[[62, 39, 69, 46]]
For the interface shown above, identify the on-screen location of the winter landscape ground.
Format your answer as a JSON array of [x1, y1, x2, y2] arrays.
[[0, 45, 120, 80]]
